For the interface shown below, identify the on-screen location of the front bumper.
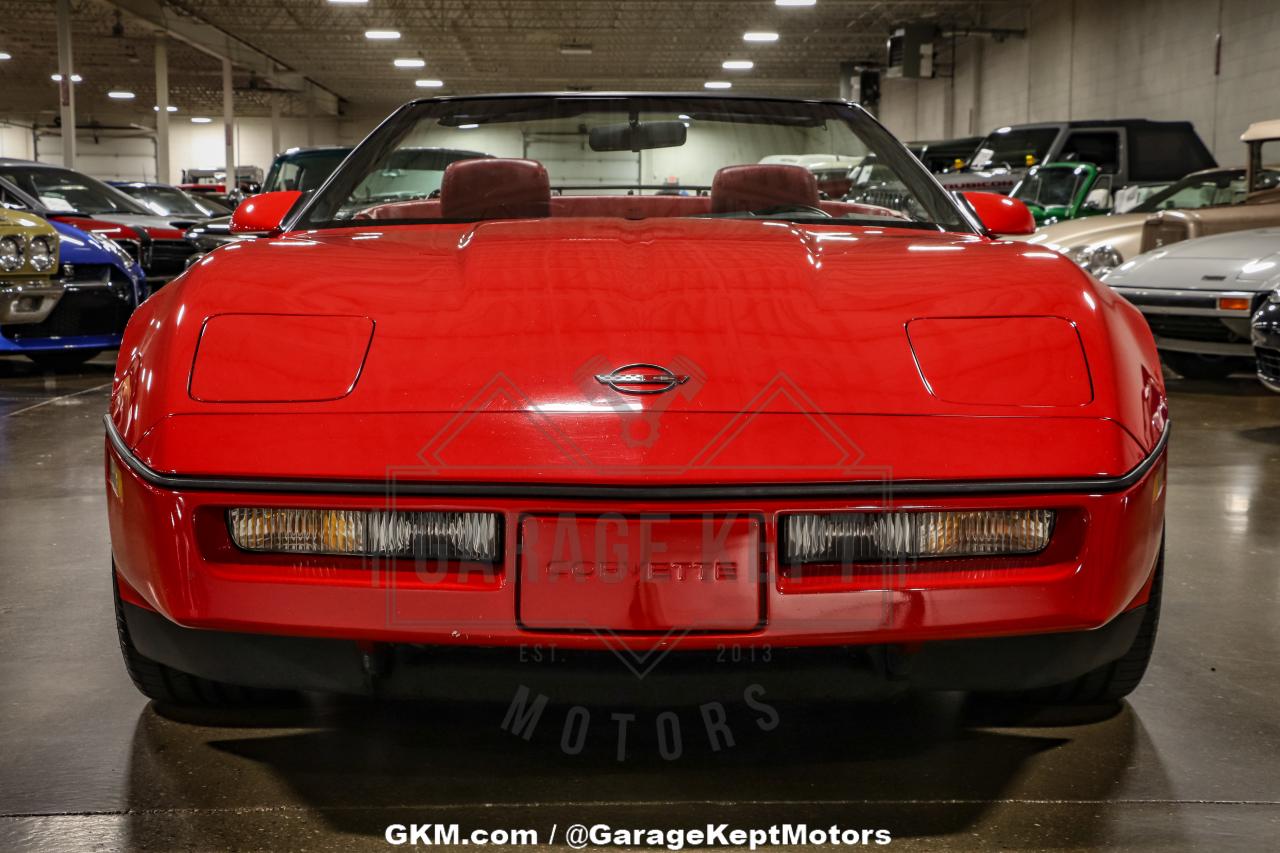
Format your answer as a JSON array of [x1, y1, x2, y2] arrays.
[[0, 278, 64, 326], [1, 266, 140, 352], [106, 417, 1168, 656], [120, 594, 1148, 699], [1111, 285, 1260, 356]]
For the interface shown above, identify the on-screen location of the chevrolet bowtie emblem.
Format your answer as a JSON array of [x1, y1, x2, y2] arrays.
[[594, 363, 690, 395]]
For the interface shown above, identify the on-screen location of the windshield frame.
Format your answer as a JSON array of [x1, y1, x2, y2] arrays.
[[289, 93, 977, 235], [1129, 168, 1259, 214]]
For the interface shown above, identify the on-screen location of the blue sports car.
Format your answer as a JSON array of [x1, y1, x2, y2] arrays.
[[0, 219, 147, 369]]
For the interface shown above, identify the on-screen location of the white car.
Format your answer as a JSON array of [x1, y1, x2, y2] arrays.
[[1103, 226, 1280, 378]]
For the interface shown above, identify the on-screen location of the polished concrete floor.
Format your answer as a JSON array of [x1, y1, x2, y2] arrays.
[[1, 352, 1278, 852]]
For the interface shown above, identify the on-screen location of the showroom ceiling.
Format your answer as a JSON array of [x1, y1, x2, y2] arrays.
[[0, 0, 1025, 125]]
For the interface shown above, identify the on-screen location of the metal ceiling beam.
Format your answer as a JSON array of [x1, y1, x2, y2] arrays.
[[101, 0, 341, 115]]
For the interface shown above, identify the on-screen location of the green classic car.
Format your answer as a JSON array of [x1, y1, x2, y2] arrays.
[[0, 209, 62, 328], [1011, 162, 1116, 226]]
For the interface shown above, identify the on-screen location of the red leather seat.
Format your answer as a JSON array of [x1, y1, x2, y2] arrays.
[[440, 158, 551, 220], [710, 164, 820, 214]]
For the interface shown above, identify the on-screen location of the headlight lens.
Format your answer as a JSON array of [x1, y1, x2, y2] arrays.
[[0, 235, 23, 271], [227, 508, 501, 561], [783, 510, 1056, 563], [28, 236, 54, 272], [1066, 244, 1123, 277]]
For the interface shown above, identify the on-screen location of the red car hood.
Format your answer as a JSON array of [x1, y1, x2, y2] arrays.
[[114, 218, 1165, 484]]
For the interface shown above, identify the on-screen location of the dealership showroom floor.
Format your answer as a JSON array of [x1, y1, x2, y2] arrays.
[[5, 0, 1280, 852], [2, 362, 1278, 851]]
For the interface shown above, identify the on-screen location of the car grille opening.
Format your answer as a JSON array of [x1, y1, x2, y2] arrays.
[[3, 267, 136, 340], [147, 239, 200, 277], [1257, 348, 1280, 383], [1144, 314, 1248, 344]]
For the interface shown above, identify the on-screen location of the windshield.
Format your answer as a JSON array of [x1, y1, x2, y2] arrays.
[[0, 167, 151, 216], [297, 96, 969, 232], [262, 149, 352, 194], [1132, 169, 1279, 212], [116, 185, 227, 217], [968, 127, 1060, 171], [1012, 166, 1088, 208]]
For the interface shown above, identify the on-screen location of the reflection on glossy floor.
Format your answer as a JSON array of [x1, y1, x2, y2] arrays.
[[1, 354, 1278, 852]]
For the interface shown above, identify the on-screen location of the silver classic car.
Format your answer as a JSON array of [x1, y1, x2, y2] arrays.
[[1104, 226, 1280, 378]]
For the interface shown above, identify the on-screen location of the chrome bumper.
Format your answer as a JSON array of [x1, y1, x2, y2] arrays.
[[0, 278, 65, 326], [1110, 285, 1257, 356]]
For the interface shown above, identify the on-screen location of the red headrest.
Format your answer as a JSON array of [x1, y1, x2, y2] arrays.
[[710, 164, 820, 214], [440, 158, 551, 220]]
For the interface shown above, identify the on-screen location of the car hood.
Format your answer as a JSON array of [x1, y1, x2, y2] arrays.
[[1105, 226, 1280, 289], [88, 212, 206, 234], [113, 218, 1161, 483], [49, 219, 144, 278], [1011, 213, 1147, 250]]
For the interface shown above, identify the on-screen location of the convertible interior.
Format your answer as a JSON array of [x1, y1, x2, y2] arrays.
[[354, 158, 904, 222]]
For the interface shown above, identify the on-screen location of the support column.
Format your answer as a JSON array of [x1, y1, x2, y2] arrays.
[[222, 58, 235, 191], [155, 37, 170, 184], [306, 85, 316, 147], [55, 0, 76, 169], [270, 94, 282, 158]]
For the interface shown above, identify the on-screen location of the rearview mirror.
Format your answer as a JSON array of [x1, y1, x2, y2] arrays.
[[960, 191, 1036, 236], [230, 190, 304, 234], [589, 121, 687, 153]]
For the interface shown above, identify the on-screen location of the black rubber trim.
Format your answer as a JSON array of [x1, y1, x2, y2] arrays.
[[104, 414, 1168, 500], [121, 598, 1148, 699]]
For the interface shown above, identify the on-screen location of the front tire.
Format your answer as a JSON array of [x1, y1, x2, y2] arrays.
[[113, 571, 290, 707]]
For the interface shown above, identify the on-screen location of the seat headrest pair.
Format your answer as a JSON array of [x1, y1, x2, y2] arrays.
[[437, 160, 820, 219]]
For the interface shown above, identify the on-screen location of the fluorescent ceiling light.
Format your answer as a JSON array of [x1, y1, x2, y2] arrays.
[[0, 52, 11, 61], [327, 0, 369, 4], [108, 90, 136, 99], [365, 30, 400, 40], [393, 58, 425, 68], [704, 81, 732, 89], [190, 117, 213, 124], [743, 31, 779, 42], [51, 73, 83, 82], [153, 105, 179, 112], [776, 0, 816, 6], [415, 79, 444, 88], [457, 123, 479, 129], [722, 60, 754, 70], [559, 43, 593, 55]]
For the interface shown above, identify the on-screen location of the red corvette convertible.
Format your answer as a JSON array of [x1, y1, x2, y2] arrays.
[[105, 95, 1167, 707]]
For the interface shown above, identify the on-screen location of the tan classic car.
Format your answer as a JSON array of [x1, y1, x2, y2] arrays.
[[1015, 121, 1280, 276], [0, 209, 62, 327]]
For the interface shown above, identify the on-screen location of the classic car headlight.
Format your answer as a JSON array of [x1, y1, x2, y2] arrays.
[[783, 510, 1056, 563], [227, 508, 502, 561], [1066, 244, 1123, 277], [28, 236, 55, 272], [0, 235, 24, 271]]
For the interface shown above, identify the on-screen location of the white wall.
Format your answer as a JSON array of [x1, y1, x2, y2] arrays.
[[28, 115, 379, 184], [878, 0, 1280, 165], [0, 123, 35, 160]]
